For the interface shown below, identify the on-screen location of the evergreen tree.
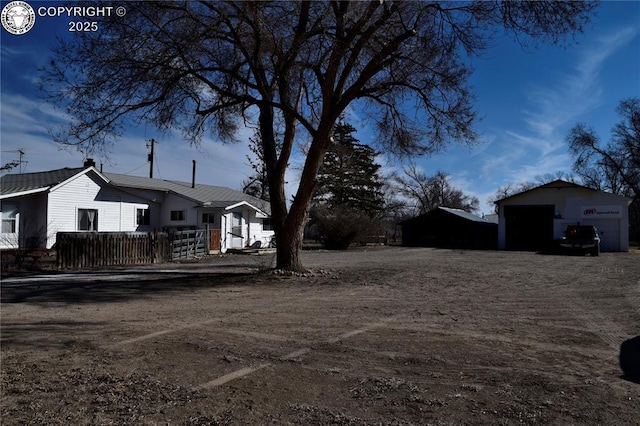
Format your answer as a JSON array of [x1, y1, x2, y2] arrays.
[[310, 121, 385, 249], [242, 132, 270, 202], [314, 121, 385, 217]]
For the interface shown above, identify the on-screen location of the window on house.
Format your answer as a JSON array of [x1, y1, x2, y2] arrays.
[[78, 209, 98, 231], [170, 210, 185, 221], [136, 208, 150, 225], [262, 218, 274, 231], [1, 203, 17, 233], [202, 213, 215, 224]]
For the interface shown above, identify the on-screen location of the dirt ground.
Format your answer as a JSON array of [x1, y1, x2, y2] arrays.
[[1, 247, 639, 425]]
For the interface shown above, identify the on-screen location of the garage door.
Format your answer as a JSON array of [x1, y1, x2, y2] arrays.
[[584, 219, 620, 252], [504, 205, 554, 251]]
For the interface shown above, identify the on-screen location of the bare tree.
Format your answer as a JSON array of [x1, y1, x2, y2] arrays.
[[567, 97, 640, 244], [392, 166, 479, 215], [1, 160, 21, 173], [488, 171, 576, 213], [567, 98, 640, 198], [42, 1, 596, 271]]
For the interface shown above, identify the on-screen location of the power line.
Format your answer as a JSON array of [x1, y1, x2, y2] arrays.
[[123, 162, 150, 175]]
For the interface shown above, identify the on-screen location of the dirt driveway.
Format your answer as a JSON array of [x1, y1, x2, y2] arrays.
[[1, 247, 639, 425]]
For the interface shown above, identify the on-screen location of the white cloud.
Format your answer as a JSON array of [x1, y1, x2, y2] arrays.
[[0, 92, 257, 190], [523, 25, 638, 138]]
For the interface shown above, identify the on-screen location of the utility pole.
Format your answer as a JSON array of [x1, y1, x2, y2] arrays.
[[147, 139, 156, 178], [18, 149, 25, 172], [0, 149, 27, 173]]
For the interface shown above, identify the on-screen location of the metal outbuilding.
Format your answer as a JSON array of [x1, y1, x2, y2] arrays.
[[400, 206, 498, 250], [495, 180, 632, 252]]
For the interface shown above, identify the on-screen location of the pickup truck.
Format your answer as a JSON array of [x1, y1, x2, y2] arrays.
[[560, 225, 600, 256]]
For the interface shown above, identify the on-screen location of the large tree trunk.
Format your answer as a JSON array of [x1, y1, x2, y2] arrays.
[[259, 104, 310, 272], [275, 210, 306, 272], [264, 109, 337, 272], [274, 121, 337, 271]]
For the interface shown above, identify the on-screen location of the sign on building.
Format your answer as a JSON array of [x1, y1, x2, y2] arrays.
[[581, 206, 622, 219]]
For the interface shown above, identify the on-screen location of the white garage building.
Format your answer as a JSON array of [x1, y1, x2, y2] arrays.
[[495, 180, 632, 252]]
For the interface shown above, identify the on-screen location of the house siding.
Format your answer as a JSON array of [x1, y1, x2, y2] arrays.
[[249, 211, 273, 247], [46, 173, 149, 248], [2, 167, 273, 251], [1, 193, 50, 249], [161, 193, 198, 230], [109, 187, 163, 231]]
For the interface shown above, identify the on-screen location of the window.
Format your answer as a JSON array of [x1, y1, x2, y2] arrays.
[[136, 208, 150, 225], [170, 210, 185, 221], [1, 203, 17, 233], [78, 209, 98, 231], [202, 213, 215, 224], [262, 218, 274, 231]]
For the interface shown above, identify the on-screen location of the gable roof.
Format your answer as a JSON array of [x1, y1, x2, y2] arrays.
[[0, 167, 108, 199], [1, 167, 271, 215], [439, 207, 496, 224], [494, 179, 632, 204], [103, 172, 270, 214], [400, 206, 495, 225]]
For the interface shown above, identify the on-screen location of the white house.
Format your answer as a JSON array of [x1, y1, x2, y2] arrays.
[[0, 163, 273, 253], [103, 172, 273, 252], [495, 180, 632, 252]]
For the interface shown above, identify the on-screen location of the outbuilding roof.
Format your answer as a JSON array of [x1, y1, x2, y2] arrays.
[[494, 179, 628, 204], [438, 207, 497, 223], [400, 206, 495, 225]]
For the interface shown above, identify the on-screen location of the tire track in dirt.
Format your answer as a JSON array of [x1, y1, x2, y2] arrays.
[[106, 318, 222, 348], [382, 323, 614, 358], [193, 316, 399, 390], [559, 259, 637, 350]]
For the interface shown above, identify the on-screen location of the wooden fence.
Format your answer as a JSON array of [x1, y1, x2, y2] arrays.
[[171, 229, 208, 260], [56, 232, 171, 269]]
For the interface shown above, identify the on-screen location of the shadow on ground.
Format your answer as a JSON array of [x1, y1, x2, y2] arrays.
[[0, 320, 107, 349], [1, 270, 262, 304]]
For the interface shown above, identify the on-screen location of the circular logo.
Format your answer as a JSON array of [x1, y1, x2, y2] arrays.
[[2, 1, 35, 35]]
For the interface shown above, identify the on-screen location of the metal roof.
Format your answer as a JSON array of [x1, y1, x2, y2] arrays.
[[1, 167, 86, 195], [103, 172, 271, 214], [1, 167, 270, 214], [400, 206, 495, 225], [438, 207, 495, 223], [493, 179, 632, 204]]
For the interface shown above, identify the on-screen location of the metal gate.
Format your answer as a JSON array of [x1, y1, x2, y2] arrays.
[[171, 229, 207, 260]]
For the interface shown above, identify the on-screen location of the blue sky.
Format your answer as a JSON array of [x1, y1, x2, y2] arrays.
[[1, 1, 639, 215]]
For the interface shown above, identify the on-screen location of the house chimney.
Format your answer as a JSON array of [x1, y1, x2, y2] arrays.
[[192, 160, 196, 188], [84, 158, 96, 168]]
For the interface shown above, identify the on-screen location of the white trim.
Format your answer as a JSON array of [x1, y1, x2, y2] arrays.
[[49, 167, 110, 192], [224, 201, 267, 215], [0, 187, 49, 199]]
